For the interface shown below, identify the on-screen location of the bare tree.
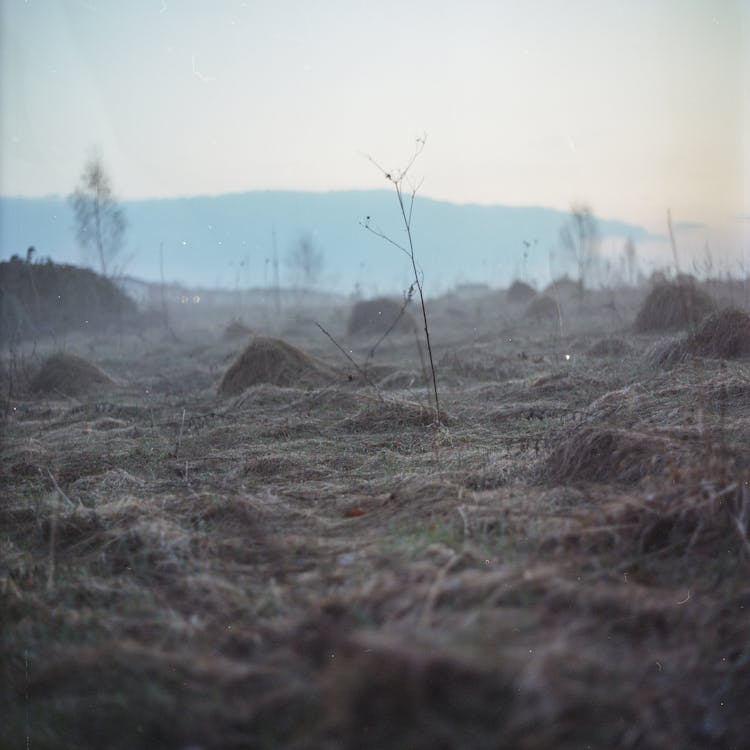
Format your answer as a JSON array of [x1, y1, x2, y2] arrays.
[[559, 203, 599, 295], [69, 155, 127, 277], [286, 232, 324, 288]]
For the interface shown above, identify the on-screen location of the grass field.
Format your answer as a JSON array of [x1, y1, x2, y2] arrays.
[[2, 282, 749, 749]]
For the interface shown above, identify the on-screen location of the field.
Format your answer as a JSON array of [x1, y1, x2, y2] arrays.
[[2, 281, 750, 749]]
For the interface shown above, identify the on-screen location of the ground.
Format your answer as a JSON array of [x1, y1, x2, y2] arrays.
[[1, 283, 749, 750]]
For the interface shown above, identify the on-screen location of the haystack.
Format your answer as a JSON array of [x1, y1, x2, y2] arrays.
[[506, 280, 536, 304], [30, 353, 114, 396], [524, 294, 559, 322], [219, 337, 334, 395], [347, 297, 416, 336], [633, 281, 715, 332], [222, 319, 254, 341], [687, 307, 750, 359]]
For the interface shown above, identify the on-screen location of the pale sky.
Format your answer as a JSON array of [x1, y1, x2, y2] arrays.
[[1, 0, 748, 244]]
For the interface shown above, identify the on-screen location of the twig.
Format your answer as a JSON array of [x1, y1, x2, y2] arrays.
[[314, 322, 384, 400], [362, 134, 441, 424]]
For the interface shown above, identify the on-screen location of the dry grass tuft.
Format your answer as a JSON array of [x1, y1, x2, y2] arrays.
[[218, 336, 335, 395], [687, 307, 750, 359], [347, 297, 416, 336], [343, 399, 441, 432], [544, 426, 677, 484], [506, 280, 536, 303], [604, 456, 750, 558], [643, 336, 689, 369], [634, 281, 716, 332], [29, 353, 114, 396], [524, 294, 559, 322]]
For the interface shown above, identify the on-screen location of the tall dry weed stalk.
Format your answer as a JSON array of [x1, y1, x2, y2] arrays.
[[362, 135, 441, 424]]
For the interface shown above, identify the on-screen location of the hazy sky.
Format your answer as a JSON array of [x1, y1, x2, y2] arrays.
[[1, 0, 748, 244]]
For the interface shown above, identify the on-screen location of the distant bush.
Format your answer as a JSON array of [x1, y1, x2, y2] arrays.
[[524, 294, 559, 322], [0, 258, 137, 344], [506, 280, 536, 303], [633, 280, 715, 332]]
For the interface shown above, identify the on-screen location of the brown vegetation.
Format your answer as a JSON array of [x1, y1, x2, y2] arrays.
[[633, 280, 716, 332], [524, 294, 559, 322], [29, 353, 114, 396], [219, 336, 335, 394], [3, 283, 750, 750], [687, 307, 750, 359]]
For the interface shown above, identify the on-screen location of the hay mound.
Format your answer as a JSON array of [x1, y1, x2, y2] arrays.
[[29, 353, 114, 396], [544, 427, 674, 484], [587, 337, 633, 357], [524, 294, 558, 322], [222, 319, 253, 341], [347, 297, 416, 336], [633, 281, 715, 332], [219, 337, 334, 395], [506, 280, 536, 303], [687, 308, 750, 359]]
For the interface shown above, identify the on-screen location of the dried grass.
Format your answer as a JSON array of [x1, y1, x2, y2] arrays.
[[544, 426, 679, 484], [687, 307, 750, 359], [29, 353, 114, 396], [218, 336, 335, 395], [634, 281, 716, 332]]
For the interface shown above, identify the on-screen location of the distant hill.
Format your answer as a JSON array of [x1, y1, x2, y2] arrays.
[[0, 190, 654, 294]]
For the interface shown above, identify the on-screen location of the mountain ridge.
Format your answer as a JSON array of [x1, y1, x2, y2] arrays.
[[0, 190, 655, 294]]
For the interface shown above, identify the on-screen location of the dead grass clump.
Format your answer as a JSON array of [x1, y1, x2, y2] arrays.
[[323, 633, 511, 750], [524, 294, 559, 322], [29, 353, 114, 397], [222, 319, 253, 341], [687, 307, 750, 359], [219, 337, 334, 395], [544, 426, 675, 484], [643, 336, 689, 369], [343, 399, 440, 432], [506, 280, 536, 304], [607, 457, 750, 558], [633, 281, 716, 332], [587, 337, 633, 357], [347, 297, 416, 336]]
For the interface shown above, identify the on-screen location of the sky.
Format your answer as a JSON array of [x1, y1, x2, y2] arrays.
[[1, 0, 748, 273]]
